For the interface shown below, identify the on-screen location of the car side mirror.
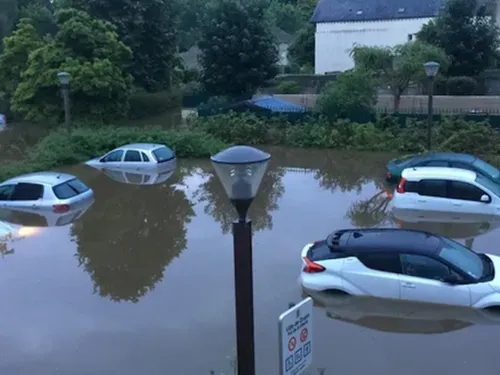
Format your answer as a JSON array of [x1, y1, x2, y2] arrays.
[[480, 194, 490, 203], [442, 274, 460, 285]]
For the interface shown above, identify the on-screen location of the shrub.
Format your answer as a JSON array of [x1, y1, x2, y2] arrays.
[[446, 76, 477, 95], [276, 81, 300, 94], [316, 70, 377, 121], [128, 90, 182, 120], [0, 125, 228, 181]]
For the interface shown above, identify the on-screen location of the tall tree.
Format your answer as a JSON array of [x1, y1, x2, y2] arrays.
[[288, 23, 314, 67], [351, 42, 448, 111], [11, 8, 133, 123], [61, 0, 177, 92], [198, 0, 279, 96], [0, 0, 18, 44], [0, 19, 43, 101], [417, 0, 499, 76]]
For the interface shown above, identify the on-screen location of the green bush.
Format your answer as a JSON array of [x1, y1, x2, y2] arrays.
[[0, 125, 228, 181], [276, 81, 300, 94], [188, 111, 500, 156], [446, 76, 477, 95], [128, 90, 182, 120]]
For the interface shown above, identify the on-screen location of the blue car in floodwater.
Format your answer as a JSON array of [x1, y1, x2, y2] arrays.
[[0, 113, 6, 127]]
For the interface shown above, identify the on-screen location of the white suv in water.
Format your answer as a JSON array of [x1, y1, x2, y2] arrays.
[[392, 167, 500, 215]]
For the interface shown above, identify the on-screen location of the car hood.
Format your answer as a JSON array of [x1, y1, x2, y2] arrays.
[[85, 157, 102, 167]]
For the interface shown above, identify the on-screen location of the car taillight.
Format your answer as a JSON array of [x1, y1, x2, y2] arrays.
[[386, 171, 392, 179], [397, 177, 406, 194], [302, 257, 325, 273], [53, 204, 70, 213]]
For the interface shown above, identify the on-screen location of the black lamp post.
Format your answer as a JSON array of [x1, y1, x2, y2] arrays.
[[424, 61, 440, 150], [211, 145, 271, 375], [57, 71, 71, 130]]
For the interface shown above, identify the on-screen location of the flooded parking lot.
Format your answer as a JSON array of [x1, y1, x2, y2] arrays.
[[0, 147, 499, 375]]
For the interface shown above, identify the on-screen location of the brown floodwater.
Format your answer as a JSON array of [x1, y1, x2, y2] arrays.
[[0, 147, 500, 375]]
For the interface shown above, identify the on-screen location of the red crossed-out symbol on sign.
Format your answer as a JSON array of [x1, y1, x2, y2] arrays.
[[288, 336, 296, 351], [300, 328, 308, 342]]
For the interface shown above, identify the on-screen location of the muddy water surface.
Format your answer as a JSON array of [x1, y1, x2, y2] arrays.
[[0, 147, 499, 375]]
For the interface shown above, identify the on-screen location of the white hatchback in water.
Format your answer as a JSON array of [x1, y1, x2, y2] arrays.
[[300, 228, 500, 309], [392, 167, 500, 215], [86, 143, 176, 171]]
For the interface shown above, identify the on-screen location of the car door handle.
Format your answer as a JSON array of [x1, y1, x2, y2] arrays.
[[453, 203, 462, 206], [417, 200, 426, 203], [402, 282, 416, 288]]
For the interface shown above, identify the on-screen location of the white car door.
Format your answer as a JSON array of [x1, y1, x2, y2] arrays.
[[122, 149, 143, 171], [415, 179, 449, 211], [341, 253, 401, 299], [446, 181, 493, 215], [100, 149, 125, 169], [399, 253, 471, 306]]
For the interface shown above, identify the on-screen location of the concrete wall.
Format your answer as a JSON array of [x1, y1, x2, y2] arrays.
[[266, 94, 500, 114], [315, 18, 433, 74]]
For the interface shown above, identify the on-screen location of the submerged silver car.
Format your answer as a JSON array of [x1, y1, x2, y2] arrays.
[[101, 164, 176, 185], [85, 143, 176, 171], [0, 172, 94, 213]]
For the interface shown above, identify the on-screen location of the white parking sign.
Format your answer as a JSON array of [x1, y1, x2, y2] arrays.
[[278, 297, 313, 375]]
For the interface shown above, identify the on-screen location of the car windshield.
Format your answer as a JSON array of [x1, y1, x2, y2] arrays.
[[475, 174, 500, 197], [439, 238, 483, 280], [152, 146, 174, 162], [473, 159, 500, 180]]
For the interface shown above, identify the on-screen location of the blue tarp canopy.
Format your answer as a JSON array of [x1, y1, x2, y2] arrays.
[[246, 96, 305, 113]]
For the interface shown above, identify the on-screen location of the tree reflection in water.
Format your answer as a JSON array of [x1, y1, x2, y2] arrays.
[[194, 162, 285, 234], [345, 178, 394, 227], [71, 168, 195, 303]]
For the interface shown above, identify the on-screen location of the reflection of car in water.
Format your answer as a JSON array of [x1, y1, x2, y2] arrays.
[[300, 228, 500, 309], [305, 290, 500, 334], [391, 208, 500, 240], [0, 197, 94, 227], [99, 162, 176, 185]]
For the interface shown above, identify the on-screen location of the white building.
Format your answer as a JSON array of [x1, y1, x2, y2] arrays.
[[311, 0, 443, 74]]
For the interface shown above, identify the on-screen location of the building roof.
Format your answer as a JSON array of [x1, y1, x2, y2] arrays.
[[247, 96, 306, 113], [310, 0, 442, 23]]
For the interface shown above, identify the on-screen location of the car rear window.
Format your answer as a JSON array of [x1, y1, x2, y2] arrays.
[[53, 178, 90, 199], [152, 146, 175, 163]]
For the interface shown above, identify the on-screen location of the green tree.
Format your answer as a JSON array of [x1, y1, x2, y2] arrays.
[[0, 0, 18, 43], [288, 23, 314, 67], [0, 19, 43, 100], [351, 42, 448, 111], [417, 0, 499, 76], [11, 8, 133, 123], [18, 2, 57, 37], [265, 1, 304, 34], [316, 70, 377, 121], [61, 0, 177, 92], [198, 0, 279, 96]]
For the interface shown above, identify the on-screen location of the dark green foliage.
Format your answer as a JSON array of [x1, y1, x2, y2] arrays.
[[62, 0, 177, 92], [10, 8, 133, 123], [288, 23, 314, 67], [445, 76, 477, 95], [417, 0, 499, 76], [315, 70, 377, 121], [198, 0, 279, 96], [0, 125, 228, 181], [128, 90, 182, 119], [275, 80, 299, 94], [19, 2, 57, 37]]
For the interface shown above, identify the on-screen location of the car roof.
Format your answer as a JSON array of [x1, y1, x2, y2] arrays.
[[2, 171, 76, 186], [114, 143, 167, 151], [332, 228, 442, 255], [427, 152, 476, 162], [401, 167, 477, 181]]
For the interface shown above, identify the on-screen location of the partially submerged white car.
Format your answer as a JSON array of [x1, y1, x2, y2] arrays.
[[392, 167, 500, 215], [86, 143, 176, 171], [100, 165, 175, 185], [300, 228, 500, 309]]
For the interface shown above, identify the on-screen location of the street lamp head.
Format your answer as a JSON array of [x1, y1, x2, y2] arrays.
[[424, 61, 440, 78], [211, 145, 270, 221], [57, 71, 71, 85]]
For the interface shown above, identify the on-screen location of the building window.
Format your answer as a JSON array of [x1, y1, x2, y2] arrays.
[[408, 34, 413, 41]]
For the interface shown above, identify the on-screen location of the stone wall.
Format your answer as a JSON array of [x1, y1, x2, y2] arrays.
[[266, 94, 500, 114]]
